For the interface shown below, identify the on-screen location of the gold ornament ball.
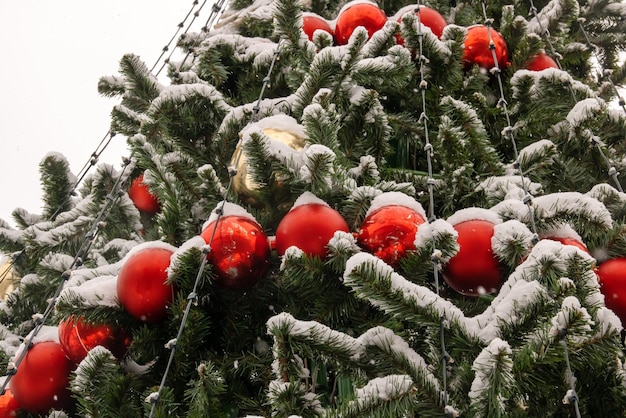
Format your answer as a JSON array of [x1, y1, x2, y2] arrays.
[[231, 127, 306, 206], [0, 260, 17, 299]]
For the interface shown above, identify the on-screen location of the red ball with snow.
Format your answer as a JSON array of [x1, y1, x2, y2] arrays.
[[117, 245, 175, 323], [357, 205, 426, 267], [443, 218, 503, 296], [334, 2, 388, 45], [524, 52, 558, 71], [395, 5, 447, 44], [541, 236, 590, 255], [275, 203, 350, 258], [201, 215, 270, 290], [10, 341, 74, 414], [302, 13, 334, 41], [128, 174, 160, 214], [0, 388, 20, 417], [58, 316, 132, 364], [597, 257, 626, 326], [463, 25, 509, 70]]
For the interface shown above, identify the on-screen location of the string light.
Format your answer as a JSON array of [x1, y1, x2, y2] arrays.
[[481, 2, 581, 415], [147, 39, 283, 418]]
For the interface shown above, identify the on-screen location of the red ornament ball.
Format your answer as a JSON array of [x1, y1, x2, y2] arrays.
[[302, 13, 334, 41], [443, 219, 503, 296], [0, 389, 19, 417], [357, 205, 426, 266], [542, 236, 590, 255], [10, 341, 74, 414], [58, 316, 132, 364], [463, 25, 509, 70], [128, 174, 160, 214], [334, 2, 388, 45], [597, 257, 626, 326], [524, 52, 558, 71], [201, 215, 270, 290], [117, 245, 175, 323], [395, 5, 447, 43], [276, 203, 350, 258]]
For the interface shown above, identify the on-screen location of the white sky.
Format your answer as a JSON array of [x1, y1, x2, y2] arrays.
[[0, 1, 203, 226]]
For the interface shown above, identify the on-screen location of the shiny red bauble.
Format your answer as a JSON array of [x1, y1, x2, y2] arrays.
[[201, 215, 270, 290], [597, 257, 626, 326], [395, 5, 447, 43], [356, 205, 426, 266], [443, 219, 503, 296], [58, 316, 132, 364], [524, 52, 558, 71], [117, 246, 175, 323], [302, 13, 334, 41], [542, 236, 590, 255], [275, 203, 350, 258], [463, 25, 509, 70], [10, 342, 74, 414], [334, 2, 388, 45], [0, 388, 19, 417], [128, 174, 160, 214]]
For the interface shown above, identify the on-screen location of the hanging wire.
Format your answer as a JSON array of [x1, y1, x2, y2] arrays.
[[0, 156, 134, 395], [147, 39, 283, 418], [528, 2, 624, 192], [411, 4, 453, 413], [481, 2, 581, 415]]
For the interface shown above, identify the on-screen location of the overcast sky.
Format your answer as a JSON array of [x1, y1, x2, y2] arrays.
[[0, 1, 204, 226]]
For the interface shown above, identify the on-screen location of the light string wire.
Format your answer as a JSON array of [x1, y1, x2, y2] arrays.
[[147, 39, 283, 417], [0, 0, 220, 298], [480, 2, 581, 416], [411, 5, 453, 414], [0, 155, 134, 395], [528, 1, 624, 193]]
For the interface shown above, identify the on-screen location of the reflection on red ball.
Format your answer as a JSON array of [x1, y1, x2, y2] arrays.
[[128, 174, 160, 214], [58, 316, 132, 364], [524, 52, 558, 71], [443, 219, 503, 296], [201, 215, 270, 290], [275, 203, 350, 258], [463, 25, 509, 70], [597, 257, 626, 326], [395, 5, 447, 43], [334, 3, 388, 45], [302, 13, 333, 41], [117, 246, 175, 323], [357, 205, 426, 266], [10, 342, 74, 414], [0, 388, 19, 417]]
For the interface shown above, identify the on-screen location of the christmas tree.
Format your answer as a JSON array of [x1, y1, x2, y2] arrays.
[[1, 0, 626, 415]]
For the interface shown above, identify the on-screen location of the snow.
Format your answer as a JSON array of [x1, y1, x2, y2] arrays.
[[290, 192, 329, 210], [327, 231, 361, 255], [348, 156, 380, 180], [169, 236, 207, 272], [352, 375, 414, 406], [491, 220, 534, 259], [120, 241, 178, 269], [299, 144, 336, 186], [539, 223, 583, 241], [413, 219, 458, 262], [58, 275, 119, 308], [366, 192, 427, 219], [241, 115, 306, 139], [0, 323, 21, 357], [517, 139, 556, 163], [203, 201, 258, 230], [532, 192, 612, 228], [566, 98, 604, 127], [13, 325, 59, 361], [446, 207, 502, 226], [549, 296, 593, 344], [469, 338, 512, 410], [72, 346, 114, 391]]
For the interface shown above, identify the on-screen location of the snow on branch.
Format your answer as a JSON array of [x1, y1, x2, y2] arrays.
[[469, 338, 514, 417]]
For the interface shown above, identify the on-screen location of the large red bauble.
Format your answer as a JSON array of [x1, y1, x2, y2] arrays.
[[356, 205, 426, 266], [395, 5, 447, 43], [0, 388, 19, 417], [58, 316, 132, 364], [463, 25, 509, 70], [597, 257, 626, 326], [201, 215, 270, 290], [275, 203, 350, 258], [117, 246, 174, 323], [302, 13, 333, 41], [334, 3, 388, 45], [128, 174, 160, 214], [443, 219, 502, 296], [524, 52, 558, 71], [10, 342, 73, 414]]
